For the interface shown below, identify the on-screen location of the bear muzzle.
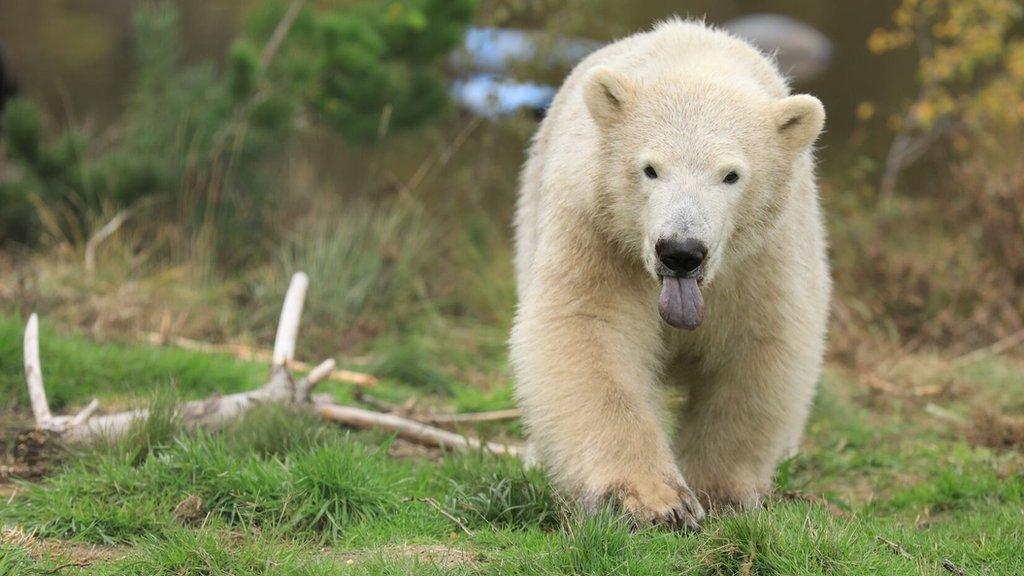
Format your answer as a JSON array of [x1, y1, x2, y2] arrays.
[[655, 238, 707, 330]]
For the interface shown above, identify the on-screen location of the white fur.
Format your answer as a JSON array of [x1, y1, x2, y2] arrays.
[[511, 19, 830, 527]]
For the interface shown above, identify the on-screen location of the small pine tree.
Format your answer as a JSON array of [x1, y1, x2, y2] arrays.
[[0, 0, 478, 247]]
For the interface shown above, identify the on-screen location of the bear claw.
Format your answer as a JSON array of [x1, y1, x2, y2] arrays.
[[600, 475, 706, 532]]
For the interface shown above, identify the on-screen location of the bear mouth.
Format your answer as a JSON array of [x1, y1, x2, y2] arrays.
[[658, 276, 704, 330]]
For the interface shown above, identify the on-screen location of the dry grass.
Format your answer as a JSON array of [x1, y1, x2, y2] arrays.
[[829, 151, 1024, 370]]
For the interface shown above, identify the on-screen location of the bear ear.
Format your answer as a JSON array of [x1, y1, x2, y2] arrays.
[[583, 66, 636, 128], [771, 94, 825, 152]]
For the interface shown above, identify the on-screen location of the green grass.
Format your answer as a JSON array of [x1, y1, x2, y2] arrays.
[[2, 320, 1023, 574], [0, 316, 265, 412]]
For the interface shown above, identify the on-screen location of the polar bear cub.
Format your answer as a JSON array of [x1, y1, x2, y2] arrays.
[[511, 19, 830, 529]]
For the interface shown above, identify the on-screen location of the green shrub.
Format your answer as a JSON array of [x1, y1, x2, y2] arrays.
[[0, 0, 478, 254]]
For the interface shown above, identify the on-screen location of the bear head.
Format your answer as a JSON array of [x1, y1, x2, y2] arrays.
[[583, 65, 824, 328]]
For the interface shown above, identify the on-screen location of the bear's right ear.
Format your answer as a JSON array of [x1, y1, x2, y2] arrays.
[[583, 66, 636, 128]]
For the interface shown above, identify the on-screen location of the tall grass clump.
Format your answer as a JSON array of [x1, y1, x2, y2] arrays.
[[286, 441, 405, 539], [95, 528, 338, 576], [0, 410, 406, 544], [81, 388, 184, 466], [535, 508, 682, 576], [256, 198, 440, 343], [442, 453, 561, 530], [221, 404, 339, 458]]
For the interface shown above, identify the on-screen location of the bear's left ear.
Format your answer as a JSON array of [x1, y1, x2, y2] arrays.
[[771, 94, 825, 152]]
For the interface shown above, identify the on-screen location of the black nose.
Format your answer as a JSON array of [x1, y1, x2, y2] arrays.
[[656, 238, 707, 275]]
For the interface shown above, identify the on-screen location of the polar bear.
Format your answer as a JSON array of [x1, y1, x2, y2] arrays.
[[511, 19, 829, 530]]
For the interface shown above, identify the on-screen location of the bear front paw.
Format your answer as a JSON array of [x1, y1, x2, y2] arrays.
[[592, 474, 706, 531], [687, 473, 768, 514]]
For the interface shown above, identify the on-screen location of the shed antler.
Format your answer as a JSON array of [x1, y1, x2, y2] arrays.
[[23, 272, 522, 456], [22, 273, 334, 442]]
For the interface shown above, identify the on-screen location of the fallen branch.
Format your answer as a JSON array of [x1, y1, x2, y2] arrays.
[[353, 389, 415, 415], [352, 389, 519, 425], [317, 402, 522, 457], [876, 536, 913, 560], [41, 561, 92, 574], [260, 0, 306, 68], [142, 333, 377, 387], [942, 559, 966, 576], [426, 409, 522, 426], [949, 328, 1024, 370], [923, 403, 966, 425], [83, 209, 131, 275], [406, 497, 474, 537]]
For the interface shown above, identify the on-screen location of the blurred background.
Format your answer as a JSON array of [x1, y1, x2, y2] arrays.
[[1, 0, 1022, 398]]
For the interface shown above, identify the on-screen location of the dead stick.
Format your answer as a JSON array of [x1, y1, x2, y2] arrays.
[[949, 328, 1024, 369], [42, 561, 91, 574], [942, 559, 965, 576], [876, 536, 913, 560], [352, 390, 518, 423], [353, 389, 405, 413], [83, 209, 130, 274], [316, 402, 522, 457], [143, 333, 377, 386], [407, 497, 474, 537], [427, 409, 522, 425], [260, 0, 305, 68]]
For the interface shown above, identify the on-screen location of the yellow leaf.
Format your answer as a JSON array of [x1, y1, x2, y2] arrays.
[[856, 101, 877, 121]]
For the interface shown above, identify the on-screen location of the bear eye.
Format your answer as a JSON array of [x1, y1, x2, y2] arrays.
[[643, 165, 658, 179], [723, 171, 740, 184]]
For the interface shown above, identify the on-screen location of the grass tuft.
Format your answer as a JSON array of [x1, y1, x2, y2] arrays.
[[443, 454, 561, 530], [94, 527, 338, 575]]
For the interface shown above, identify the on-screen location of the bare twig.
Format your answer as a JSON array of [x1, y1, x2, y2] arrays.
[[352, 389, 519, 424], [142, 334, 378, 386], [427, 409, 522, 426], [923, 403, 966, 425], [949, 328, 1024, 370], [942, 559, 966, 576], [400, 116, 482, 198], [876, 536, 913, 560], [353, 389, 406, 413], [317, 402, 522, 457], [42, 561, 91, 574], [877, 11, 947, 206], [407, 497, 474, 537], [260, 0, 306, 68], [878, 124, 946, 204], [83, 209, 130, 274], [872, 327, 1024, 397]]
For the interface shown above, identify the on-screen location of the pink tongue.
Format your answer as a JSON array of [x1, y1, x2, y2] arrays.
[[658, 277, 704, 330]]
